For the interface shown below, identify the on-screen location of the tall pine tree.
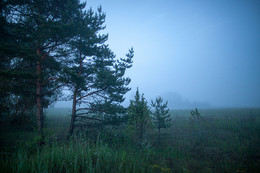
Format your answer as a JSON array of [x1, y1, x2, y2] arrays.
[[64, 7, 134, 138], [1, 0, 85, 143]]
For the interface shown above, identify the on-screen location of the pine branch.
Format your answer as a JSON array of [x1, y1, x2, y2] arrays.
[[42, 77, 58, 86], [42, 84, 66, 96], [76, 88, 105, 102], [41, 42, 58, 60], [76, 115, 103, 122]]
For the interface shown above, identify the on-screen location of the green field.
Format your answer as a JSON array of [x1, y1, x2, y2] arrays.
[[0, 108, 260, 172]]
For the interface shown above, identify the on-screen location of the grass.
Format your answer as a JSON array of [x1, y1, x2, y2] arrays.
[[0, 139, 156, 173], [0, 108, 260, 172]]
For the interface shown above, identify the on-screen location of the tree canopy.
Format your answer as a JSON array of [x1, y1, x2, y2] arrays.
[[0, 0, 133, 142]]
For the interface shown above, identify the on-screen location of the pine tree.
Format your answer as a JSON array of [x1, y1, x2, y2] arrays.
[[127, 88, 151, 144], [65, 7, 134, 138], [1, 0, 84, 143], [151, 96, 171, 143], [189, 108, 201, 121]]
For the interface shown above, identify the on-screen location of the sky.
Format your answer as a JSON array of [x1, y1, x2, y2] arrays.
[[57, 0, 260, 108]]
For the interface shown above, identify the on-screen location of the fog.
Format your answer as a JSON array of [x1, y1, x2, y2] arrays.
[[56, 0, 260, 108]]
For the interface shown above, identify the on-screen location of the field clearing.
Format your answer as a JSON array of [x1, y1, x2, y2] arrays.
[[0, 108, 260, 172]]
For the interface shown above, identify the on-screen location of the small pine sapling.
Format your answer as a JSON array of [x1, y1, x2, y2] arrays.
[[127, 88, 151, 145], [189, 108, 201, 121], [151, 97, 171, 144]]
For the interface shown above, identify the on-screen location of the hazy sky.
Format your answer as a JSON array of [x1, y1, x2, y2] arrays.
[[78, 0, 260, 108]]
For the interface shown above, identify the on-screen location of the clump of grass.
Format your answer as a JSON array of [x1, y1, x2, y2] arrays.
[[0, 139, 157, 173]]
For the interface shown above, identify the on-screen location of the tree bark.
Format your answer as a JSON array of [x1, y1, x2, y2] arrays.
[[36, 47, 44, 145], [67, 50, 82, 140], [67, 88, 77, 139]]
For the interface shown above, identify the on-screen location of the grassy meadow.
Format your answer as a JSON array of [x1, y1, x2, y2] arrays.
[[0, 108, 260, 172]]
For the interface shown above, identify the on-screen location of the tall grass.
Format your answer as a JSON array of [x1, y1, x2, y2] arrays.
[[0, 138, 160, 173], [1, 108, 260, 173]]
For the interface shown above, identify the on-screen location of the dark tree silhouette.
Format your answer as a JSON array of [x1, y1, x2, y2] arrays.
[[0, 0, 84, 143], [63, 7, 133, 138], [127, 88, 151, 144], [151, 96, 171, 143]]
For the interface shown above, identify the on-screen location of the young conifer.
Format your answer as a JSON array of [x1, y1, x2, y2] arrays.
[[127, 88, 151, 144], [151, 96, 171, 143]]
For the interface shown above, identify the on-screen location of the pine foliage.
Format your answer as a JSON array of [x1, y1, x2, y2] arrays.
[[151, 96, 171, 143], [127, 88, 151, 143]]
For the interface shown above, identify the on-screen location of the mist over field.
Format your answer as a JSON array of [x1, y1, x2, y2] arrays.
[[78, 0, 260, 108], [1, 0, 260, 172], [54, 91, 213, 109]]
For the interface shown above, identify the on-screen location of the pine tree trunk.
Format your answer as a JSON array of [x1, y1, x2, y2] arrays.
[[67, 51, 82, 140], [36, 47, 44, 145], [67, 89, 77, 139]]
